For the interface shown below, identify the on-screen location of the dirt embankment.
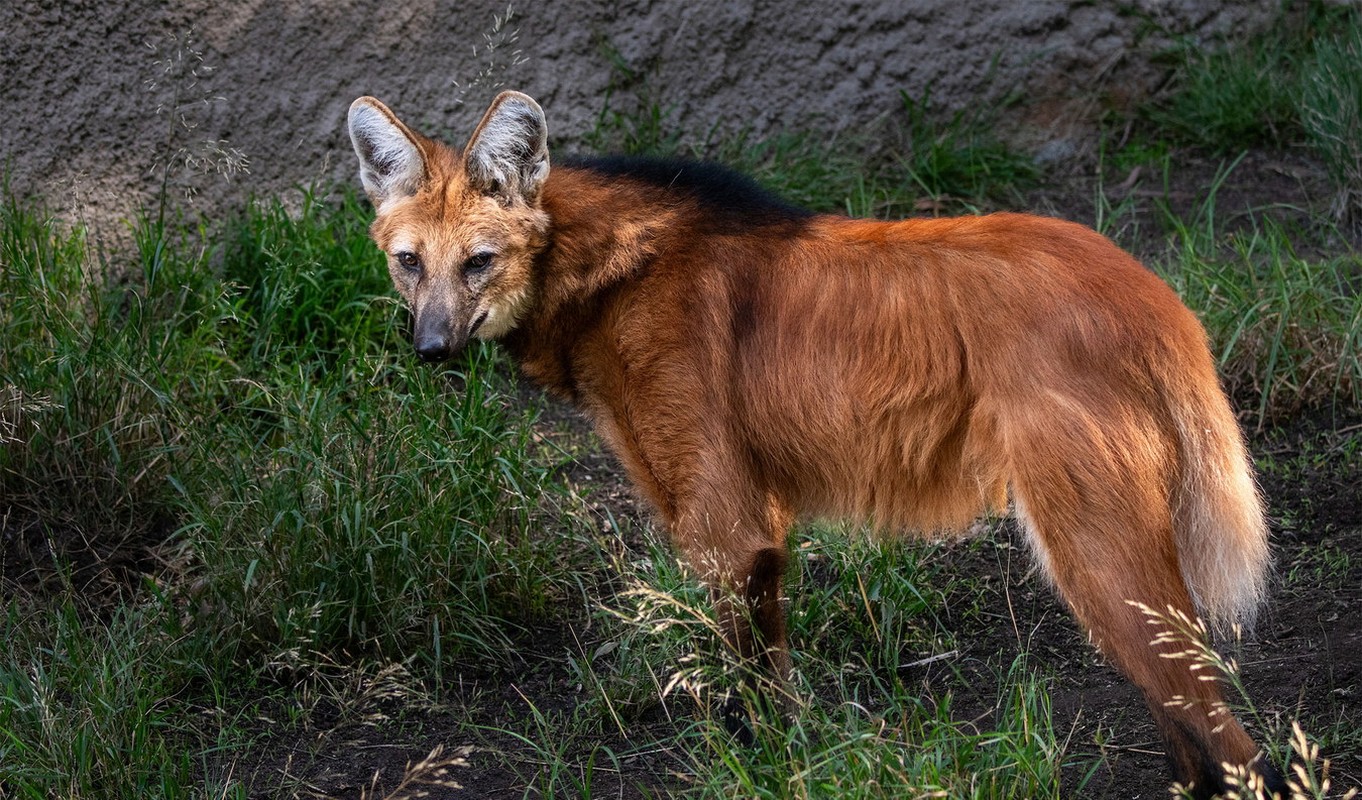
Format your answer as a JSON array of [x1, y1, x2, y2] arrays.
[[3, 0, 1269, 227]]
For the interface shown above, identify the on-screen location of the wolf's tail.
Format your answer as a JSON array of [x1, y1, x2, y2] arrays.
[[1168, 377, 1271, 636]]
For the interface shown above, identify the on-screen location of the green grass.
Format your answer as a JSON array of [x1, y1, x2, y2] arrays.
[[0, 598, 199, 799], [0, 189, 581, 797], [1146, 27, 1301, 153], [680, 664, 1064, 800], [1146, 163, 1362, 424], [893, 85, 1037, 206], [0, 202, 228, 586], [1145, 2, 1353, 152], [174, 195, 578, 670], [597, 527, 1067, 799], [1300, 19, 1362, 220], [1146, 1, 1362, 219]]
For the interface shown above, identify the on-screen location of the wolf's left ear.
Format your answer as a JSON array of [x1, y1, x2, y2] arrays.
[[348, 97, 426, 209], [463, 91, 549, 204]]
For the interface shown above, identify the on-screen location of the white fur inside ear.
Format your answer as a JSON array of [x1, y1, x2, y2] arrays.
[[348, 99, 424, 207], [465, 94, 549, 202]]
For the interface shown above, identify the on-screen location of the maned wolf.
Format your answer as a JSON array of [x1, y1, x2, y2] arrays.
[[348, 90, 1285, 797]]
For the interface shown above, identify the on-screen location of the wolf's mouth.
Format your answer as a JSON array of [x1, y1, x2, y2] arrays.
[[469, 310, 489, 337]]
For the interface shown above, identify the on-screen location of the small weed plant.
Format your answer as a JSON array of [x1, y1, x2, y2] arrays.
[[1131, 602, 1359, 800]]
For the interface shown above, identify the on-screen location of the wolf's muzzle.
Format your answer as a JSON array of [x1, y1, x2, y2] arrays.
[[414, 333, 452, 362], [414, 307, 461, 362]]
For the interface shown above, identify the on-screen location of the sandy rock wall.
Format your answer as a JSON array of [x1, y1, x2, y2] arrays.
[[1, 0, 1271, 222]]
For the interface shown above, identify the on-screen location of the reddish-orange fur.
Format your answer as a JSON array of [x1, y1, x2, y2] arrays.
[[348, 92, 1282, 797]]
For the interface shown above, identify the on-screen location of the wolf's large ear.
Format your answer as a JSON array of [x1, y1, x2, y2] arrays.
[[463, 91, 549, 204], [348, 97, 426, 208]]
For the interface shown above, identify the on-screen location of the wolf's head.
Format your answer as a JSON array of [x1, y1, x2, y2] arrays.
[[348, 92, 550, 362]]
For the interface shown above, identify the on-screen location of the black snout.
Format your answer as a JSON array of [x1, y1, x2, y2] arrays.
[[414, 332, 452, 363], [413, 308, 462, 363]]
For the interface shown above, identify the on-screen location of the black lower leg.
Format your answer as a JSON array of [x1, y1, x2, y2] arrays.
[[717, 546, 791, 745]]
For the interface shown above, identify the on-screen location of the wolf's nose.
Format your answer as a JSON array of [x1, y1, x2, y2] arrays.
[[414, 334, 451, 363]]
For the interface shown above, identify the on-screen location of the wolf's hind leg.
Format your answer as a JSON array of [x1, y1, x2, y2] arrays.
[[1011, 431, 1283, 798]]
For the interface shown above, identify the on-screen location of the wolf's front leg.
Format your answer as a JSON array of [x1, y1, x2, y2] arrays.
[[672, 483, 796, 741], [708, 545, 792, 684]]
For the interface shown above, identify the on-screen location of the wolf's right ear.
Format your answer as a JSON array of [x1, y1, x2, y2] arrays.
[[463, 91, 549, 205], [348, 97, 426, 209]]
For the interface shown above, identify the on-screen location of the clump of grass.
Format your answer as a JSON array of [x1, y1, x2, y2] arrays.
[[894, 85, 1037, 206], [785, 528, 952, 677], [179, 344, 568, 669], [177, 191, 580, 669], [0, 192, 246, 798], [0, 191, 233, 594], [0, 596, 204, 798], [0, 186, 581, 797], [580, 43, 686, 159], [1155, 192, 1362, 423], [1143, 3, 1362, 218], [1300, 21, 1362, 221], [674, 655, 1064, 799], [218, 190, 403, 367], [489, 694, 628, 799], [1147, 31, 1301, 153], [572, 522, 1063, 798], [1143, 2, 1358, 152]]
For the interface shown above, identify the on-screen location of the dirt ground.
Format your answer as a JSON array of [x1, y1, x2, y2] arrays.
[[240, 401, 1362, 800]]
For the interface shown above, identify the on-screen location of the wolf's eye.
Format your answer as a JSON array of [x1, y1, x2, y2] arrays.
[[396, 251, 420, 272], [464, 252, 493, 273]]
